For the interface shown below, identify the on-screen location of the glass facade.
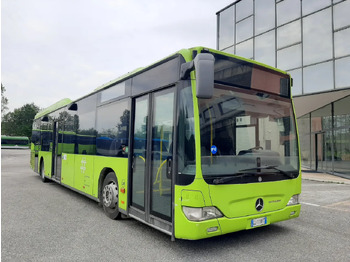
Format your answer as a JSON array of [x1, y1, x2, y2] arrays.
[[217, 0, 350, 176], [217, 0, 350, 96], [299, 96, 350, 175]]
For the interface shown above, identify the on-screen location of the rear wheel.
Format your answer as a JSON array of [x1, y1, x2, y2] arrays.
[[101, 172, 120, 219], [40, 161, 48, 183]]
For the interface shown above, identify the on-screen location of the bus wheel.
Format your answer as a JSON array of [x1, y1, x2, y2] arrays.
[[101, 172, 120, 219], [40, 161, 47, 183]]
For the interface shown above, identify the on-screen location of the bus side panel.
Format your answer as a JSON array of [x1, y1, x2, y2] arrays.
[[39, 151, 52, 178], [93, 156, 129, 212], [74, 155, 95, 196], [61, 153, 75, 187]]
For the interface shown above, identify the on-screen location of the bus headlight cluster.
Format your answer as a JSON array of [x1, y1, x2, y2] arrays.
[[182, 206, 223, 221], [287, 194, 300, 206]]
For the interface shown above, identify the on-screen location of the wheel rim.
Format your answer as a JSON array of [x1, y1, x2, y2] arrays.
[[102, 182, 118, 208]]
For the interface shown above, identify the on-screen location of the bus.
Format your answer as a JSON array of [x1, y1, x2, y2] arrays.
[[2, 135, 30, 149], [30, 47, 301, 240]]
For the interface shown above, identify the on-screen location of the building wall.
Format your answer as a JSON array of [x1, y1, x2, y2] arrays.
[[217, 0, 350, 97], [217, 0, 350, 175]]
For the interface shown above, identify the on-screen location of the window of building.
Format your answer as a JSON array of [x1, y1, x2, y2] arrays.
[[288, 68, 302, 96], [236, 0, 253, 21], [255, 30, 275, 67], [255, 0, 275, 35], [222, 45, 235, 55], [335, 56, 350, 89], [310, 105, 332, 171], [334, 0, 350, 30], [236, 39, 253, 59], [302, 0, 331, 16], [334, 95, 350, 128], [303, 61, 334, 94], [236, 16, 253, 43], [277, 0, 300, 26], [218, 6, 234, 50], [334, 28, 350, 58], [303, 8, 333, 66], [333, 96, 350, 174], [277, 44, 302, 70], [298, 114, 311, 168], [277, 20, 301, 49]]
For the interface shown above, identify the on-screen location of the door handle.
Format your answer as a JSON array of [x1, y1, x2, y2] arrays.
[[166, 157, 172, 179]]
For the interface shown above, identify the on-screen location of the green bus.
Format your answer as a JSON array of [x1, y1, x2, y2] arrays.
[[31, 47, 301, 240], [2, 135, 30, 149]]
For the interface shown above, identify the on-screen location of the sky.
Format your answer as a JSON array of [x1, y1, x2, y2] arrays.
[[2, 0, 233, 112]]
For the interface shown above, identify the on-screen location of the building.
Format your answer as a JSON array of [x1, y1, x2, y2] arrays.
[[216, 0, 350, 177]]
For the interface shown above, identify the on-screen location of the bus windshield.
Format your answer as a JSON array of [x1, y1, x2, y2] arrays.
[[199, 84, 299, 184]]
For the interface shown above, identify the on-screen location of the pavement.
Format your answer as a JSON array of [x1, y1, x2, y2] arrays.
[[302, 170, 350, 185]]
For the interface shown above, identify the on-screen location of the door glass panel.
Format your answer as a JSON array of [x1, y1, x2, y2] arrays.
[[132, 96, 148, 209], [151, 90, 174, 220]]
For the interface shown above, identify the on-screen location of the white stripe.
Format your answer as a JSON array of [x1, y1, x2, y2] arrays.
[[301, 202, 320, 207]]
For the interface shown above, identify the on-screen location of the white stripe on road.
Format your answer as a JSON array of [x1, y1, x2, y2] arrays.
[[301, 202, 320, 207]]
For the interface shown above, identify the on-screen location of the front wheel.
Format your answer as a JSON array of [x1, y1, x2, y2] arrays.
[[101, 172, 120, 220]]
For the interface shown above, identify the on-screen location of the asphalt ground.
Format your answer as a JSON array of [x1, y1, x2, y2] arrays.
[[2, 149, 350, 261]]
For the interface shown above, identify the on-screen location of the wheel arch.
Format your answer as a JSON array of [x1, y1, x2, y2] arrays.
[[98, 167, 117, 200]]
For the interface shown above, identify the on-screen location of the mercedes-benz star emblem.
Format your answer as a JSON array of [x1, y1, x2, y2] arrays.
[[255, 198, 264, 212]]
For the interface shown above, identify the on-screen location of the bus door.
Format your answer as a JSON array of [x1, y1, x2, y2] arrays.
[[52, 121, 63, 182], [130, 87, 175, 232]]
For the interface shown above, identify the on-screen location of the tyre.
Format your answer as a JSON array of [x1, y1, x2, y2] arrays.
[[40, 161, 48, 183], [101, 172, 120, 219]]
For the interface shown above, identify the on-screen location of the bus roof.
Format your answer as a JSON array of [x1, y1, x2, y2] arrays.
[[34, 98, 72, 120], [34, 47, 289, 119]]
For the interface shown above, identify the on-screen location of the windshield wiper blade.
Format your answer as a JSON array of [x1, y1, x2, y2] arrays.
[[213, 173, 255, 185], [212, 166, 297, 184], [239, 165, 296, 178]]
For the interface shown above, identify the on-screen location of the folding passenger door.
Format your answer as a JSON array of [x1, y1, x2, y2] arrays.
[[130, 87, 175, 231]]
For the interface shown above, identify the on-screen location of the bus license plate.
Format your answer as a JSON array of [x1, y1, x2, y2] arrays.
[[251, 217, 267, 228]]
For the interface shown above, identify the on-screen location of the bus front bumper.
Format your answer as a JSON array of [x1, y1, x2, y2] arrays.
[[175, 204, 301, 240]]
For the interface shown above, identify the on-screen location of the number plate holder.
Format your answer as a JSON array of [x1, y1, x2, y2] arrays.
[[251, 217, 267, 228]]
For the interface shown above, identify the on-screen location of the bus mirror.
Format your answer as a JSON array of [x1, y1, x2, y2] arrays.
[[194, 53, 215, 99]]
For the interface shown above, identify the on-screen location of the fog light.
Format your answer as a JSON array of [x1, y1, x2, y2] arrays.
[[207, 227, 218, 233], [290, 211, 296, 216]]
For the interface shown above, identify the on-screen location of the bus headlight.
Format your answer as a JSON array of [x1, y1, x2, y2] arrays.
[[287, 194, 300, 206], [182, 206, 223, 221]]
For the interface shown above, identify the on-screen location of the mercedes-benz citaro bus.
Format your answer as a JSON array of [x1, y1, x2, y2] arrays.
[[31, 47, 301, 240]]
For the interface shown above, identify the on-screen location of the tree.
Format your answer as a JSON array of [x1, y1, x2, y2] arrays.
[[1, 83, 9, 119], [1, 103, 40, 139]]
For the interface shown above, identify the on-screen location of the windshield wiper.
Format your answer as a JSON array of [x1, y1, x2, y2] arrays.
[[212, 166, 297, 184], [212, 173, 256, 185], [239, 165, 296, 179]]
